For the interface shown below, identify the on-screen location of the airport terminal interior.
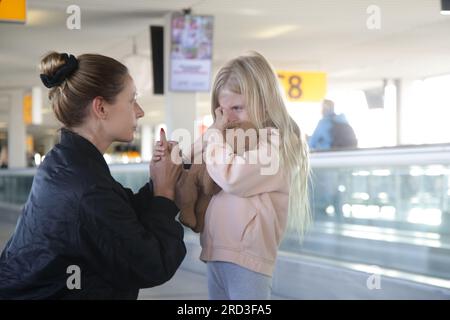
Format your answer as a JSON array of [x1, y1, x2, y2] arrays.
[[1, 0, 450, 299]]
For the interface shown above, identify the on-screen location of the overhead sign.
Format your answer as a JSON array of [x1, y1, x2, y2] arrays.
[[170, 13, 214, 92], [277, 71, 327, 102], [0, 0, 26, 24]]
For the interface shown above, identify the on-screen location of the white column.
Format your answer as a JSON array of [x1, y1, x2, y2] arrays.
[[140, 124, 153, 162], [32, 86, 43, 125], [165, 93, 197, 138], [8, 90, 27, 168], [396, 79, 415, 146], [383, 80, 397, 147], [163, 13, 197, 142]]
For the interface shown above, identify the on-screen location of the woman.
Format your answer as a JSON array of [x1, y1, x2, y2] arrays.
[[0, 52, 185, 299]]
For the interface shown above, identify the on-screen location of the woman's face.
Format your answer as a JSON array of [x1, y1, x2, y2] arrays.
[[218, 89, 249, 122], [105, 75, 144, 142]]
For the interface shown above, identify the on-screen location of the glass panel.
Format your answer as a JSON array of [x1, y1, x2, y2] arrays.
[[280, 164, 450, 280], [1, 159, 449, 281]]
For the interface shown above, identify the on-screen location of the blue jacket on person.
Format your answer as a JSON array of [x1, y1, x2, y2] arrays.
[[308, 113, 350, 150], [0, 128, 186, 299]]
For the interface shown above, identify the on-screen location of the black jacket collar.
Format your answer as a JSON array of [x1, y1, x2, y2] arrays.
[[59, 128, 110, 174]]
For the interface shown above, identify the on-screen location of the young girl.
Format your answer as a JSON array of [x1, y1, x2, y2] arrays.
[[155, 52, 310, 299]]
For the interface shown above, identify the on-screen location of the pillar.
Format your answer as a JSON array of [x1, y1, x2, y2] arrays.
[[8, 90, 27, 168]]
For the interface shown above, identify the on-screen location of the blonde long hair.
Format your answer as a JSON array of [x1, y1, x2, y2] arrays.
[[211, 52, 311, 239]]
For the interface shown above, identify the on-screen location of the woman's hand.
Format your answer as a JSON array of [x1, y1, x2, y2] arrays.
[[153, 142, 178, 162], [150, 129, 182, 201], [152, 130, 178, 162]]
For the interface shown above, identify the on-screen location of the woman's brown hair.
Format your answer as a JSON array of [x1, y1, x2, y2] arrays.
[[39, 52, 128, 127]]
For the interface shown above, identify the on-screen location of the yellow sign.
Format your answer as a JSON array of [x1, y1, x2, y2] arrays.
[[277, 71, 327, 102], [0, 0, 26, 23], [23, 94, 32, 125]]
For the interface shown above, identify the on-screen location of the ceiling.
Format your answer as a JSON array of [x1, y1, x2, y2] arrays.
[[1, 0, 450, 128]]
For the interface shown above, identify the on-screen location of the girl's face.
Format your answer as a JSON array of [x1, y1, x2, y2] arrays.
[[218, 89, 249, 122], [104, 75, 144, 142]]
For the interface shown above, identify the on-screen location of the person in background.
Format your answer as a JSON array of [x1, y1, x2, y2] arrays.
[[308, 99, 357, 151], [309, 99, 355, 221], [0, 146, 7, 169]]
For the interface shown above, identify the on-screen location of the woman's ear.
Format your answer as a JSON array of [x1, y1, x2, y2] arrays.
[[91, 96, 108, 120]]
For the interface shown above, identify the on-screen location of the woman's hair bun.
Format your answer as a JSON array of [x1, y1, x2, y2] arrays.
[[39, 52, 79, 88]]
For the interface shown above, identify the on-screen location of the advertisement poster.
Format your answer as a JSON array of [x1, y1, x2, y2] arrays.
[[170, 14, 214, 92]]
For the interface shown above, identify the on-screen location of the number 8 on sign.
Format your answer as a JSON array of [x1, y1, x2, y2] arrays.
[[277, 71, 327, 102], [288, 75, 302, 99]]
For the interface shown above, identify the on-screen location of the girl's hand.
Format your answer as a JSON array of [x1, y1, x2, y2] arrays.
[[210, 107, 231, 131]]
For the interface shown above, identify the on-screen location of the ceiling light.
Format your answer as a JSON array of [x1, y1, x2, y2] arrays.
[[254, 25, 299, 39]]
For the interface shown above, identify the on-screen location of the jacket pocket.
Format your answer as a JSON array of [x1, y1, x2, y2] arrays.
[[205, 195, 257, 249], [240, 211, 257, 244]]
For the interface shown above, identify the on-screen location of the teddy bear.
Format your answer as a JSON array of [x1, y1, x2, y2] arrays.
[[175, 120, 259, 233]]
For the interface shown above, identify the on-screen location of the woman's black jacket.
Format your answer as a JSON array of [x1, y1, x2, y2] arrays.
[[0, 128, 186, 299]]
